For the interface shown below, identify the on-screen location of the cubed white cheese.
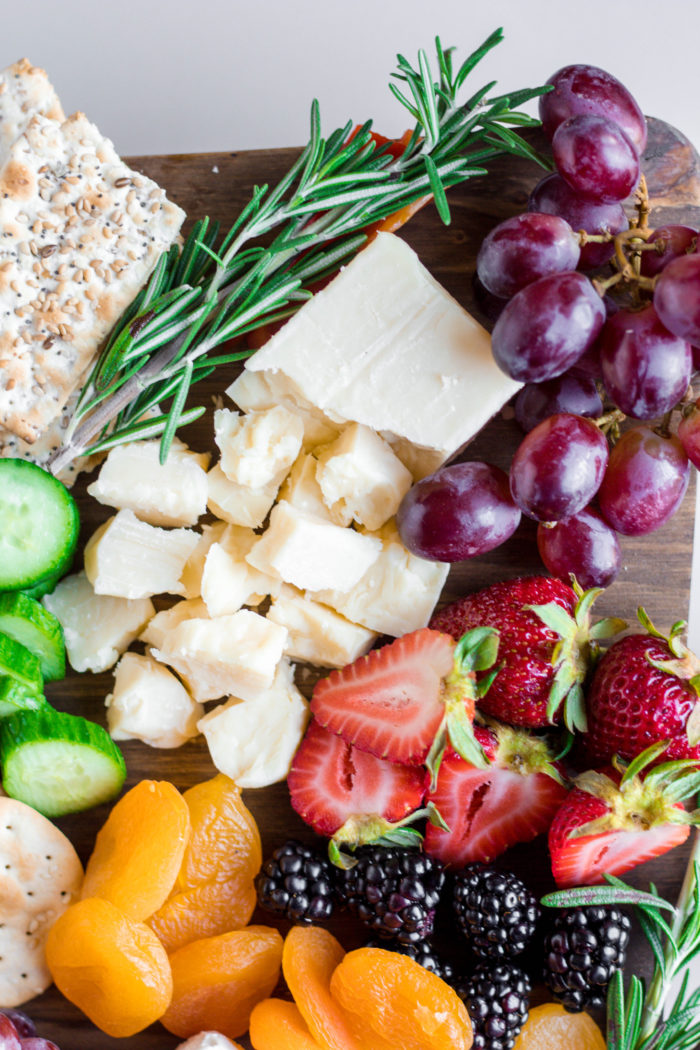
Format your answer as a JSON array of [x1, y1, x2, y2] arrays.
[[201, 526, 280, 617], [43, 571, 154, 673], [246, 232, 522, 461], [226, 368, 340, 450], [311, 519, 449, 637], [214, 405, 303, 488], [150, 610, 287, 702], [139, 597, 209, 650], [267, 585, 377, 667], [206, 462, 279, 529], [86, 439, 208, 527], [175, 1032, 241, 1050], [105, 652, 203, 749], [278, 452, 331, 520], [179, 522, 228, 599], [84, 509, 199, 599], [245, 500, 381, 592], [315, 422, 412, 530], [197, 658, 309, 788]]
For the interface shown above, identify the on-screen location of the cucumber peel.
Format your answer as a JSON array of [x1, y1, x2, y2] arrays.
[[0, 632, 43, 694], [0, 592, 65, 681], [0, 676, 46, 719]]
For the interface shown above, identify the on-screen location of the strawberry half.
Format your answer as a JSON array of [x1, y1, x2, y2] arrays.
[[549, 743, 700, 887], [423, 723, 568, 867], [310, 626, 498, 778]]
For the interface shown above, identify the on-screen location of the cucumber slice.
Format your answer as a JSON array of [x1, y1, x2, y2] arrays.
[[21, 569, 63, 600], [0, 632, 43, 694], [0, 592, 65, 681], [0, 676, 46, 718], [0, 708, 127, 817], [0, 459, 79, 590]]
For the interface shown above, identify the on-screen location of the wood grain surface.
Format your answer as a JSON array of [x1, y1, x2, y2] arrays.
[[30, 119, 700, 1049]]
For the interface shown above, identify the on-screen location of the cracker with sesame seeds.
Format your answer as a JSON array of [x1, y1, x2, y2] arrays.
[[0, 58, 65, 167], [0, 796, 83, 1007], [0, 111, 185, 443]]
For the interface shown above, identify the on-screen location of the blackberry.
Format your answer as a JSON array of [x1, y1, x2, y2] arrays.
[[365, 938, 454, 984], [453, 865, 540, 959], [456, 962, 530, 1050], [544, 905, 631, 1011], [336, 846, 445, 945], [255, 840, 335, 924]]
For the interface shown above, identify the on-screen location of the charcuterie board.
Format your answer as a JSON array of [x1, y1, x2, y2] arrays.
[[33, 117, 700, 1049]]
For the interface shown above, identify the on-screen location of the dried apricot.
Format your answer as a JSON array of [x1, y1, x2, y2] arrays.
[[330, 947, 473, 1050], [249, 998, 324, 1050], [45, 897, 172, 1038], [513, 1003, 606, 1049], [81, 780, 190, 920], [160, 925, 283, 1040], [282, 926, 365, 1050], [149, 870, 257, 953]]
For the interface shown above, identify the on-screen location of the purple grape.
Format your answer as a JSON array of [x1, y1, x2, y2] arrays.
[[640, 224, 698, 277], [552, 115, 640, 204], [510, 413, 608, 522], [20, 1041, 60, 1050], [654, 254, 700, 345], [514, 373, 603, 432], [491, 271, 606, 383], [476, 213, 580, 298], [598, 427, 690, 535], [0, 1015, 21, 1050], [537, 507, 621, 588], [0, 1017, 34, 1042], [396, 461, 521, 561], [678, 399, 700, 469], [528, 173, 628, 270], [540, 64, 647, 153], [599, 304, 692, 420]]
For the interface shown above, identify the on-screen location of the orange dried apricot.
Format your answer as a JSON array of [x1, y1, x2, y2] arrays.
[[148, 869, 257, 953], [160, 925, 283, 1040], [249, 998, 324, 1050], [330, 947, 473, 1050], [81, 780, 190, 920], [45, 897, 172, 1038], [513, 1003, 606, 1049], [282, 926, 366, 1050]]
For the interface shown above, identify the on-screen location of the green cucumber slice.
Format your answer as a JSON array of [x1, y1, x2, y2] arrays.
[[21, 569, 64, 600], [0, 676, 46, 718], [0, 632, 43, 694], [0, 459, 79, 590], [0, 592, 65, 680], [0, 708, 127, 817]]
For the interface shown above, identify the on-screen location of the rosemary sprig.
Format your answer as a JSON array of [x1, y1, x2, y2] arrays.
[[48, 28, 549, 474]]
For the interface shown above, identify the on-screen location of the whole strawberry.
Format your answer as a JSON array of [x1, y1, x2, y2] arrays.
[[430, 576, 624, 731], [586, 610, 700, 764]]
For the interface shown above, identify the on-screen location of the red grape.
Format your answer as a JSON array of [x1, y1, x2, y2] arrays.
[[552, 115, 640, 204], [0, 1017, 33, 1042], [491, 271, 606, 383], [0, 1015, 20, 1050], [678, 399, 700, 469], [396, 461, 521, 561], [528, 173, 627, 270], [598, 427, 690, 535], [640, 224, 698, 277], [537, 507, 621, 588], [20, 1041, 60, 1050], [476, 213, 580, 298], [510, 413, 608, 522], [514, 373, 603, 432], [539, 64, 647, 153], [654, 254, 700, 345], [598, 304, 692, 419]]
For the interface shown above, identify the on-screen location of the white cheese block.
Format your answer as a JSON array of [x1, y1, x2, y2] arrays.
[[311, 519, 449, 637], [139, 598, 209, 650], [150, 610, 287, 702], [278, 452, 331, 520], [315, 422, 412, 530], [84, 509, 199, 599], [226, 368, 341, 450], [246, 500, 381, 593], [197, 659, 309, 788], [246, 232, 522, 461], [86, 439, 208, 527], [43, 571, 154, 673], [179, 522, 228, 599], [267, 585, 377, 668], [201, 526, 280, 617], [206, 462, 279, 529], [214, 405, 303, 488], [176, 1034, 241, 1050], [105, 652, 203, 749]]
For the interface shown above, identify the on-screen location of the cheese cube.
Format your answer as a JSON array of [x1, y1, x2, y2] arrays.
[[105, 652, 203, 749], [43, 571, 154, 673], [267, 585, 377, 667], [139, 597, 209, 649], [278, 452, 331, 520], [175, 1035, 241, 1050], [315, 423, 412, 529], [246, 500, 381, 592], [150, 610, 287, 702], [86, 438, 208, 526], [226, 368, 341, 450], [207, 462, 279, 529], [179, 522, 228, 599], [311, 519, 449, 637], [201, 526, 280, 617], [197, 658, 309, 788], [214, 405, 303, 488], [84, 509, 199, 599]]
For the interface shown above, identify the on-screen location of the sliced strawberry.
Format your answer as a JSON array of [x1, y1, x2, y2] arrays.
[[424, 726, 568, 867]]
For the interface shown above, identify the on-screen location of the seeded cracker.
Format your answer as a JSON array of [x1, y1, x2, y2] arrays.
[[0, 58, 65, 166], [0, 112, 185, 443], [0, 796, 83, 1006]]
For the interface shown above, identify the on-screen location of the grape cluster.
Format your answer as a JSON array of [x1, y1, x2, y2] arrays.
[[0, 1009, 59, 1050], [397, 63, 700, 589]]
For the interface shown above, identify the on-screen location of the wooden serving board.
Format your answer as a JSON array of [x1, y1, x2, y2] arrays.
[[31, 119, 700, 1049]]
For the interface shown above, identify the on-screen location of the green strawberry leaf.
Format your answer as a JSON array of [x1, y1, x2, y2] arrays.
[[454, 626, 499, 672], [563, 682, 588, 734], [527, 600, 576, 638], [589, 616, 627, 641], [447, 705, 490, 770]]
